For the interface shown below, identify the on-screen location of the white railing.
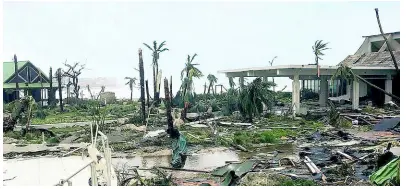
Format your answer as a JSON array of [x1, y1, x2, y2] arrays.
[[55, 123, 114, 186]]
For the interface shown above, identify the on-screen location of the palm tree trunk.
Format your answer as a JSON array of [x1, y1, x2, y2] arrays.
[[351, 71, 399, 100], [130, 88, 133, 101], [203, 83, 207, 95], [57, 68, 64, 112], [169, 76, 173, 106], [156, 65, 160, 106], [26, 101, 32, 131], [153, 66, 157, 103], [375, 8, 399, 71], [14, 54, 20, 100], [48, 67, 53, 107], [139, 49, 146, 124], [164, 78, 174, 131], [40, 76, 44, 107], [207, 83, 212, 94], [181, 74, 189, 121], [146, 80, 150, 107]]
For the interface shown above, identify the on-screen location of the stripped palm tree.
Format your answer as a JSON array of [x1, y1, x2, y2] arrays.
[[143, 41, 169, 105], [206, 74, 218, 94], [312, 40, 330, 77], [125, 77, 137, 101], [180, 54, 203, 120]]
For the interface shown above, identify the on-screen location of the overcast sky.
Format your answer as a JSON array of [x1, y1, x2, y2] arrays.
[[3, 1, 400, 99]]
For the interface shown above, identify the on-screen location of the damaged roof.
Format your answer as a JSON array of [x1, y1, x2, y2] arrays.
[[338, 51, 400, 68]]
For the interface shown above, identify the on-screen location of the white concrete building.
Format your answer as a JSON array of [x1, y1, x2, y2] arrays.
[[218, 32, 400, 114]]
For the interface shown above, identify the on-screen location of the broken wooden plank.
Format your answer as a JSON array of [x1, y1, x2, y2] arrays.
[[157, 166, 211, 173], [303, 156, 317, 174], [185, 116, 223, 126], [219, 122, 252, 127], [358, 117, 373, 125], [304, 156, 327, 182], [233, 144, 248, 152], [336, 151, 355, 161]]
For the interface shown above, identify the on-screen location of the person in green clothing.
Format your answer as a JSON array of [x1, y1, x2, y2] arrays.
[[167, 128, 188, 168]]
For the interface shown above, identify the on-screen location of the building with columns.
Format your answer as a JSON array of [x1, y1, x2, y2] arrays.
[[218, 31, 400, 115]]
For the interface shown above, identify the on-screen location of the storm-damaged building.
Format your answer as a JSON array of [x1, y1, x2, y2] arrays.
[[218, 31, 400, 115]]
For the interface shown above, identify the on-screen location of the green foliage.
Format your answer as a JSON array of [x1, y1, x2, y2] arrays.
[[46, 137, 60, 144], [278, 178, 317, 186], [257, 130, 296, 143], [274, 92, 291, 103], [128, 112, 145, 125], [331, 64, 354, 82], [180, 54, 203, 103], [327, 101, 341, 127], [232, 129, 296, 147], [340, 119, 353, 128], [4, 131, 42, 144], [49, 126, 84, 134], [312, 40, 330, 65], [362, 106, 382, 114], [34, 108, 49, 119], [28, 101, 138, 125], [239, 78, 275, 122]]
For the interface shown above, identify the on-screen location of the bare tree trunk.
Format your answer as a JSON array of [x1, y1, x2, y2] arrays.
[[203, 82, 207, 95], [74, 76, 80, 99], [14, 54, 20, 100], [153, 66, 157, 104], [146, 80, 150, 107], [375, 8, 399, 71], [26, 100, 32, 131], [156, 66, 161, 106], [139, 49, 146, 124], [66, 79, 70, 105], [57, 68, 64, 112], [40, 76, 44, 107], [207, 83, 212, 94], [130, 88, 133, 101], [48, 67, 54, 107], [164, 78, 174, 131], [170, 76, 173, 106]]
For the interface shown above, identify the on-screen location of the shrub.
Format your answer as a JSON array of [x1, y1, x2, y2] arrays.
[[33, 108, 48, 119]]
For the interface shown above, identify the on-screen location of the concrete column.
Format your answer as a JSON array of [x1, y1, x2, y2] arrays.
[[272, 77, 275, 92], [292, 74, 300, 116], [385, 75, 393, 103], [239, 76, 244, 88], [346, 81, 352, 100], [263, 76, 268, 82], [319, 76, 328, 106], [352, 80, 360, 110]]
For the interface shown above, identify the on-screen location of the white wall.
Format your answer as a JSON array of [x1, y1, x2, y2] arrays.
[[359, 82, 367, 97]]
